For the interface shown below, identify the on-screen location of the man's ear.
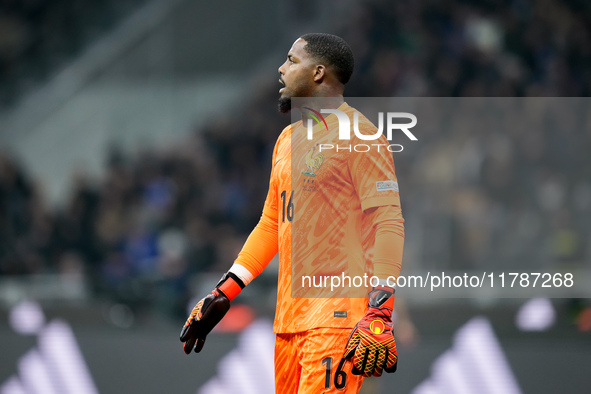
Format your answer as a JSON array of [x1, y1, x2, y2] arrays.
[[313, 65, 326, 82]]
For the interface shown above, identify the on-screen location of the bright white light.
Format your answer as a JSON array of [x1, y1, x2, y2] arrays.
[[199, 320, 275, 394], [515, 298, 555, 332], [431, 351, 472, 394], [3, 304, 98, 394], [455, 318, 521, 394], [19, 350, 59, 394], [39, 320, 99, 394], [0, 377, 26, 394], [9, 300, 45, 335], [412, 380, 439, 394], [412, 317, 522, 394], [199, 379, 225, 394]]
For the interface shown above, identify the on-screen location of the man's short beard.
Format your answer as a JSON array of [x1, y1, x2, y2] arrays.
[[278, 97, 291, 113]]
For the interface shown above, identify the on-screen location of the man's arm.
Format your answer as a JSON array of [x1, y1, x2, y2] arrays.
[[179, 210, 278, 353], [345, 205, 404, 376], [368, 205, 404, 282], [343, 127, 405, 376], [343, 205, 403, 376], [180, 134, 282, 354], [229, 206, 279, 283]]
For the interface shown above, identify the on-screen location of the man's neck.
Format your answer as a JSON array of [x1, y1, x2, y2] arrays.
[[298, 96, 344, 122]]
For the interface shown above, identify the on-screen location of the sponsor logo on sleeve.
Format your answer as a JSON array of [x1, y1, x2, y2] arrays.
[[376, 180, 399, 192]]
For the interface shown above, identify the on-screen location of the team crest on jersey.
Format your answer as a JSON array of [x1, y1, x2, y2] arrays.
[[301, 144, 324, 177]]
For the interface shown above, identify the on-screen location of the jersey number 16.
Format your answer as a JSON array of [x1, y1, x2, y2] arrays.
[[280, 190, 294, 222]]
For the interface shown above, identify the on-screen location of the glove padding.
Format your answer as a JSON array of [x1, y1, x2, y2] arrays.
[[344, 285, 397, 377], [180, 272, 244, 354]]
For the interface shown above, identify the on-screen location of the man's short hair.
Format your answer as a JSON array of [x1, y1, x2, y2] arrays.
[[300, 33, 354, 85]]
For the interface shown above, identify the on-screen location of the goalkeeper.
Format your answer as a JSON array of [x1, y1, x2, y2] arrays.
[[181, 33, 404, 393]]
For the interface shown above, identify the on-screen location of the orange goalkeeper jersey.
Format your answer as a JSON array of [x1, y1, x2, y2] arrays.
[[263, 102, 402, 333]]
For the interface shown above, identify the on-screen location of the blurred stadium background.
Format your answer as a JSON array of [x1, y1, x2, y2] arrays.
[[1, 0, 590, 393]]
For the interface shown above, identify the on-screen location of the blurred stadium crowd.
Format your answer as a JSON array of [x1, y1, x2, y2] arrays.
[[0, 0, 148, 108], [1, 0, 590, 319]]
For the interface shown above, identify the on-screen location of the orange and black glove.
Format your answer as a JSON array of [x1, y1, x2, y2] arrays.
[[180, 272, 244, 354], [344, 285, 398, 376]]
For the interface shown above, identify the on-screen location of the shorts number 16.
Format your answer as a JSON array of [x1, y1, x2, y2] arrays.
[[322, 356, 347, 390]]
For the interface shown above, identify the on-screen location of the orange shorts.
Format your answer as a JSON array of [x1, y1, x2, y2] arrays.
[[275, 328, 365, 394]]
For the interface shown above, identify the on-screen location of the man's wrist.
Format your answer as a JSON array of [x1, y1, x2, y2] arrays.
[[217, 272, 245, 302], [229, 263, 255, 285], [368, 285, 395, 309], [376, 278, 396, 291]]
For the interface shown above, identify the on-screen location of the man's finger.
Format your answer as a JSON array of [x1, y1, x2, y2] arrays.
[[180, 321, 194, 342], [343, 332, 360, 358], [351, 364, 363, 376], [183, 336, 196, 354], [194, 337, 206, 353], [385, 358, 398, 373], [357, 347, 370, 376]]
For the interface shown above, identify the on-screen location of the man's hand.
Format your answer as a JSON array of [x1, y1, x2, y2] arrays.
[[180, 272, 244, 354], [344, 285, 397, 376]]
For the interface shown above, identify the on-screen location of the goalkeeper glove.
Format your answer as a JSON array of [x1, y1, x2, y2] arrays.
[[180, 272, 245, 354], [344, 285, 398, 377]]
